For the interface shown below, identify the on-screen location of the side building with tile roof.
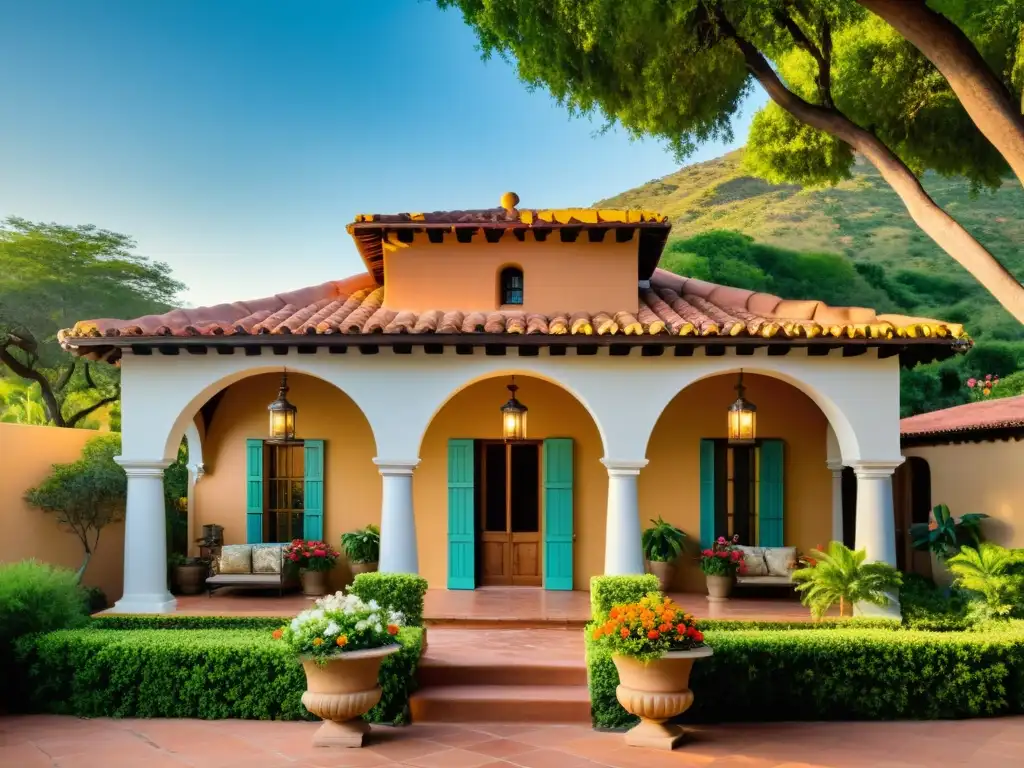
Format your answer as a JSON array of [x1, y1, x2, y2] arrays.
[[59, 194, 967, 612]]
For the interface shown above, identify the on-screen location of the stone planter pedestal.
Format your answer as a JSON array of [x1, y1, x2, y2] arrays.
[[613, 647, 713, 750], [301, 645, 400, 747], [705, 574, 733, 602]]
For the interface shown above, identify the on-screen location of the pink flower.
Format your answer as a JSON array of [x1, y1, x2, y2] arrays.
[[702, 549, 713, 557], [967, 378, 976, 388], [986, 374, 993, 381], [717, 536, 727, 544], [313, 549, 326, 558]]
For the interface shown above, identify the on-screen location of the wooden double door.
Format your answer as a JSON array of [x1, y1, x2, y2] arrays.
[[478, 440, 542, 586]]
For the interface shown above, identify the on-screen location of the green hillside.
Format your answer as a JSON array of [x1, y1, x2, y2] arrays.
[[598, 149, 1024, 342]]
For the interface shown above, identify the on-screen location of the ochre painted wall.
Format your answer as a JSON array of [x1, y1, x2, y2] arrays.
[[0, 423, 125, 602], [903, 441, 1024, 548], [195, 373, 380, 591], [416, 376, 606, 589], [382, 234, 640, 315], [641, 374, 832, 592]]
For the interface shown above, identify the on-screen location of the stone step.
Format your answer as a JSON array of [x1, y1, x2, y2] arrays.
[[417, 656, 587, 687], [408, 684, 592, 723]]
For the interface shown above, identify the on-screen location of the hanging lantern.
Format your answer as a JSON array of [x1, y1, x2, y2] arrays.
[[727, 371, 756, 445], [268, 369, 297, 441], [500, 377, 528, 441]]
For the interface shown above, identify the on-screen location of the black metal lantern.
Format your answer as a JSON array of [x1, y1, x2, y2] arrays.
[[500, 377, 528, 441], [268, 369, 297, 441], [727, 371, 757, 445]]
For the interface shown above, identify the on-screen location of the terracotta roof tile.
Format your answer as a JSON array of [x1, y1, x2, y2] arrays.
[[901, 395, 1024, 440]]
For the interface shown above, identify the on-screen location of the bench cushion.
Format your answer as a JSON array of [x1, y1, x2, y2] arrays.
[[206, 573, 282, 586], [252, 544, 284, 574], [219, 544, 253, 574], [736, 545, 769, 576], [736, 574, 794, 586], [765, 547, 798, 577]]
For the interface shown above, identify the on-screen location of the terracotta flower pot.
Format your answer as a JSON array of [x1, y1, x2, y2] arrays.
[[301, 569, 328, 597], [705, 574, 733, 602], [175, 564, 207, 595], [646, 560, 676, 592], [301, 644, 400, 747], [350, 561, 379, 576], [613, 647, 713, 750]]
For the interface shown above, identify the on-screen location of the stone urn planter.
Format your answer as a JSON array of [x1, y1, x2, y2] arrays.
[[301, 645, 400, 747], [174, 562, 207, 595], [349, 561, 378, 576], [646, 560, 676, 593], [705, 574, 733, 602], [613, 647, 714, 750], [301, 569, 328, 597]]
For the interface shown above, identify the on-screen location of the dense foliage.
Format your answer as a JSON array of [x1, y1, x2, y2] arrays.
[[23, 435, 126, 582], [792, 542, 902, 618], [341, 524, 381, 565], [350, 573, 429, 627], [910, 503, 987, 559], [946, 543, 1024, 622], [641, 517, 687, 563], [17, 625, 424, 724]]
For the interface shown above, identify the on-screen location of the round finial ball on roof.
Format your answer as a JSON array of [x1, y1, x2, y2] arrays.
[[501, 192, 520, 210]]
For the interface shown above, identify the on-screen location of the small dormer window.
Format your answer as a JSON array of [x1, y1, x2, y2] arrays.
[[500, 267, 524, 306]]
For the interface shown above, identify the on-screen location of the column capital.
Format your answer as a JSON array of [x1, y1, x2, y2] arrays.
[[115, 458, 171, 477], [826, 461, 845, 473], [600, 458, 648, 476], [850, 459, 903, 478], [373, 458, 420, 476]]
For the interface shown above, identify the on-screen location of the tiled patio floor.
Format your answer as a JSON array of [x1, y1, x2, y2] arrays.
[[3, 716, 1022, 768], [160, 588, 832, 624]]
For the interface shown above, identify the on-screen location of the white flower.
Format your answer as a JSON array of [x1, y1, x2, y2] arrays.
[[310, 609, 325, 621], [290, 618, 300, 631], [368, 613, 379, 626], [356, 620, 368, 631], [373, 623, 383, 633], [324, 621, 340, 637], [367, 599, 380, 611], [388, 610, 405, 626]]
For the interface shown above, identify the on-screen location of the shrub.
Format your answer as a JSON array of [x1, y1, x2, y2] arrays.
[[18, 625, 424, 725], [587, 625, 1024, 728], [791, 542, 902, 618], [81, 586, 108, 613], [910, 503, 987, 560], [92, 615, 288, 631], [0, 560, 90, 708], [277, 592, 404, 659], [899, 573, 971, 632], [947, 543, 1024, 622], [590, 593, 705, 661], [350, 573, 428, 627], [589, 574, 659, 619]]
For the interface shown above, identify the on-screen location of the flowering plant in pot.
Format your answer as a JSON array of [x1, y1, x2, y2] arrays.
[[699, 535, 743, 602], [641, 517, 687, 592], [284, 539, 340, 597], [341, 524, 380, 575], [591, 593, 712, 750], [274, 590, 404, 747]]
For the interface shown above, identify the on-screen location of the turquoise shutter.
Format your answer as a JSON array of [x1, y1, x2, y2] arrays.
[[543, 438, 574, 591], [245, 439, 264, 543], [447, 439, 475, 589], [699, 439, 716, 548], [303, 440, 325, 540], [758, 439, 784, 547]]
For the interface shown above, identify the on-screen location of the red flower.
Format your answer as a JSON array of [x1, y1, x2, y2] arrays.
[[387, 624, 399, 636], [647, 630, 660, 640], [693, 630, 704, 643], [701, 549, 713, 557], [313, 549, 326, 558], [730, 551, 742, 561], [620, 627, 630, 638], [289, 553, 299, 561], [676, 623, 687, 635]]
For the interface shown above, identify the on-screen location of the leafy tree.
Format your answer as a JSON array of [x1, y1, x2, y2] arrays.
[[439, 0, 1024, 323], [946, 542, 1024, 621], [791, 541, 903, 618], [24, 435, 126, 582], [0, 217, 183, 427]]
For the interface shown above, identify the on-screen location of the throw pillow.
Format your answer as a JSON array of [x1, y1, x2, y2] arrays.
[[251, 544, 283, 574], [736, 545, 768, 576], [218, 545, 253, 574], [765, 547, 798, 577]]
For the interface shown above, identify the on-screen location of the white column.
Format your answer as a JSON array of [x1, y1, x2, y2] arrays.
[[601, 459, 647, 575], [374, 458, 419, 575], [827, 461, 845, 545], [185, 463, 204, 557], [114, 459, 176, 614], [852, 460, 902, 618]]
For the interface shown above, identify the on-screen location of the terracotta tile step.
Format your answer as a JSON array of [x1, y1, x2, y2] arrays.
[[417, 658, 587, 687], [424, 617, 589, 629], [409, 684, 592, 723]]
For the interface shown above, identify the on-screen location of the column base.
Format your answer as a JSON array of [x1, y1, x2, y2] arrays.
[[112, 593, 178, 614]]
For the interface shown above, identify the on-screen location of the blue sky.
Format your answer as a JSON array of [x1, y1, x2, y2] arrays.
[[0, 0, 761, 307]]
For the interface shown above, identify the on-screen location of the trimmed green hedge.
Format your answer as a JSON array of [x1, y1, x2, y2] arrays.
[[587, 627, 1024, 728], [90, 615, 288, 631], [17, 626, 424, 725], [590, 574, 659, 618], [351, 573, 428, 627]]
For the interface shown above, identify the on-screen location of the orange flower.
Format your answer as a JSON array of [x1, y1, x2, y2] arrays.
[[312, 637, 323, 647], [592, 627, 603, 640], [609, 608, 619, 619], [271, 629, 283, 640], [620, 627, 630, 638], [658, 623, 670, 633], [336, 635, 348, 647], [647, 630, 660, 640], [676, 623, 687, 634], [387, 624, 399, 636]]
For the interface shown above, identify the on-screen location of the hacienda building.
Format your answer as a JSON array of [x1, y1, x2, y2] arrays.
[[59, 193, 967, 615]]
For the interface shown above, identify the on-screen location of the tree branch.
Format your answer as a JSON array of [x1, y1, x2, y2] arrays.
[[65, 385, 120, 428], [773, 6, 832, 107], [0, 343, 66, 427], [55, 360, 77, 393]]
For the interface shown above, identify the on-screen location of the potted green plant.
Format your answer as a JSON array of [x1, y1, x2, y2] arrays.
[[273, 590, 404, 747], [590, 593, 711, 750], [642, 517, 687, 592], [341, 524, 380, 575], [791, 541, 902, 618], [284, 539, 340, 597], [169, 553, 207, 595], [699, 535, 743, 601], [911, 504, 989, 587]]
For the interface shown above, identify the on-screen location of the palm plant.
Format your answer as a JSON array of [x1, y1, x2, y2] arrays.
[[946, 543, 1024, 620], [791, 541, 902, 619], [641, 517, 687, 563]]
